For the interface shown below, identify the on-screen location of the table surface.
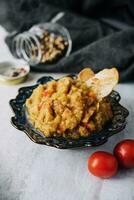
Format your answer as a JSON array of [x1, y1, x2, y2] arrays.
[[0, 25, 134, 200]]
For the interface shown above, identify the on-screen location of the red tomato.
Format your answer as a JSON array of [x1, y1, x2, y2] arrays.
[[88, 151, 118, 178], [114, 139, 134, 168]]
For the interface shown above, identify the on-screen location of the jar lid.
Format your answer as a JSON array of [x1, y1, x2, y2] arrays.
[[0, 61, 30, 84]]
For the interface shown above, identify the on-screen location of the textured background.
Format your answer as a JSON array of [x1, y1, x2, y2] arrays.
[[1, 0, 134, 81], [0, 24, 134, 200]]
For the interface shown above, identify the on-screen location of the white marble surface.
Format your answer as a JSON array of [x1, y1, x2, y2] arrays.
[[0, 25, 134, 200]]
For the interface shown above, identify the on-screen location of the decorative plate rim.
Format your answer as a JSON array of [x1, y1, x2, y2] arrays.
[[9, 75, 129, 149]]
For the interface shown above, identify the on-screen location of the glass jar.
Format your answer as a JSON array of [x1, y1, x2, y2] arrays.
[[12, 23, 72, 66]]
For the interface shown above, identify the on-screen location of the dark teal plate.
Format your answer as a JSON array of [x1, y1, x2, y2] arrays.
[[9, 75, 129, 149]]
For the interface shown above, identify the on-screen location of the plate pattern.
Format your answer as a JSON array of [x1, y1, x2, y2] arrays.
[[9, 76, 129, 149]]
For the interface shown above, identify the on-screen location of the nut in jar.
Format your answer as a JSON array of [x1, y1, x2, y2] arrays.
[[40, 31, 69, 63], [12, 23, 72, 66]]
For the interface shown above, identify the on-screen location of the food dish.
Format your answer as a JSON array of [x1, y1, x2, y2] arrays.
[[10, 68, 129, 148], [0, 61, 30, 84], [26, 73, 113, 139]]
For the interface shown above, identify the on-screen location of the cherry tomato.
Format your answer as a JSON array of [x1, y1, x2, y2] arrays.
[[114, 139, 134, 168], [88, 151, 118, 178]]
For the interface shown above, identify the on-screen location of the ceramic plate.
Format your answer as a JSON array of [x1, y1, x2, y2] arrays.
[[9, 75, 129, 149]]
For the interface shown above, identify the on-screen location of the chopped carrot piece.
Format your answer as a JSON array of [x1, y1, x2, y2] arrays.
[[43, 90, 53, 97]]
